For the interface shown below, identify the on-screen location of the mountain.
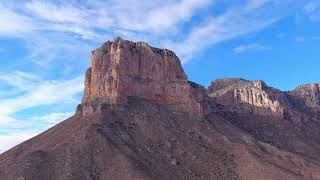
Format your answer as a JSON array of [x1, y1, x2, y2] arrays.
[[1, 38, 320, 180]]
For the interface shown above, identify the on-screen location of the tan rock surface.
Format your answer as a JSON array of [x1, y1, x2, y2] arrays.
[[208, 78, 287, 116]]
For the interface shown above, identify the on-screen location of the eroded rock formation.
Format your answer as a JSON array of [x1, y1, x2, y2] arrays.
[[80, 37, 204, 115], [79, 38, 320, 122], [208, 78, 287, 116], [289, 83, 320, 110]]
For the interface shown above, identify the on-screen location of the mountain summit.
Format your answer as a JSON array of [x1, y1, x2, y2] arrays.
[[79, 37, 204, 116], [1, 38, 320, 180]]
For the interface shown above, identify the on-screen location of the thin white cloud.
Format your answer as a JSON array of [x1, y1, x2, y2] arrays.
[[0, 71, 83, 124], [24, 34, 94, 67], [0, 72, 82, 152], [0, 115, 19, 126], [234, 43, 272, 54], [31, 112, 73, 124], [0, 0, 212, 39], [24, 0, 104, 39], [0, 4, 35, 37], [166, 0, 281, 62], [85, 0, 212, 35], [0, 71, 41, 93], [139, 0, 212, 33], [0, 75, 83, 116], [26, 1, 89, 24]]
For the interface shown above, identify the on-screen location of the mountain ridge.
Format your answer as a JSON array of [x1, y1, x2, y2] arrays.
[[1, 38, 320, 180]]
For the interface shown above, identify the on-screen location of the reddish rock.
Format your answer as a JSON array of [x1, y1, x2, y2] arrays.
[[81, 37, 203, 115]]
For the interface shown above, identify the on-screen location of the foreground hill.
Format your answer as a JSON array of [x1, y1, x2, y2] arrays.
[[1, 38, 320, 180]]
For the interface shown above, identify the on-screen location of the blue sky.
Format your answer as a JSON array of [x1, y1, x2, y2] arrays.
[[0, 0, 319, 152]]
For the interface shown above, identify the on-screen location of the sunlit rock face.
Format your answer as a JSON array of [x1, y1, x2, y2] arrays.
[[208, 78, 287, 116], [79, 39, 320, 120], [234, 80, 283, 113], [80, 38, 204, 115]]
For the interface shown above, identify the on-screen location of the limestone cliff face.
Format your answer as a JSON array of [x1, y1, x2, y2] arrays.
[[80, 38, 203, 115], [208, 78, 287, 116]]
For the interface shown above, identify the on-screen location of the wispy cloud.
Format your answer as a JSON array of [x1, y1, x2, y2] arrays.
[[0, 0, 212, 39], [24, 34, 94, 67], [0, 72, 83, 122], [0, 71, 82, 153], [0, 0, 213, 68], [0, 71, 41, 94], [166, 0, 286, 62], [0, 77, 83, 116], [0, 0, 303, 63], [31, 112, 73, 124], [234, 43, 272, 54], [0, 3, 35, 37]]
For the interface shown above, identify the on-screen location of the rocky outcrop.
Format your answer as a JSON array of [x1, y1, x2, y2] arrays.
[[78, 38, 319, 121], [78, 38, 320, 120], [289, 83, 320, 110], [79, 37, 204, 115], [208, 78, 287, 116]]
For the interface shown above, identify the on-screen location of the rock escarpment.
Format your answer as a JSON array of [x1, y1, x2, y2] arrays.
[[79, 37, 204, 115], [79, 39, 320, 121], [289, 83, 320, 110], [207, 79, 320, 123], [208, 78, 288, 116]]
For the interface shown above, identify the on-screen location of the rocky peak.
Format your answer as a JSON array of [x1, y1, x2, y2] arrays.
[[208, 78, 286, 116], [79, 38, 204, 115], [291, 83, 320, 94], [208, 78, 266, 96], [289, 83, 320, 109]]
